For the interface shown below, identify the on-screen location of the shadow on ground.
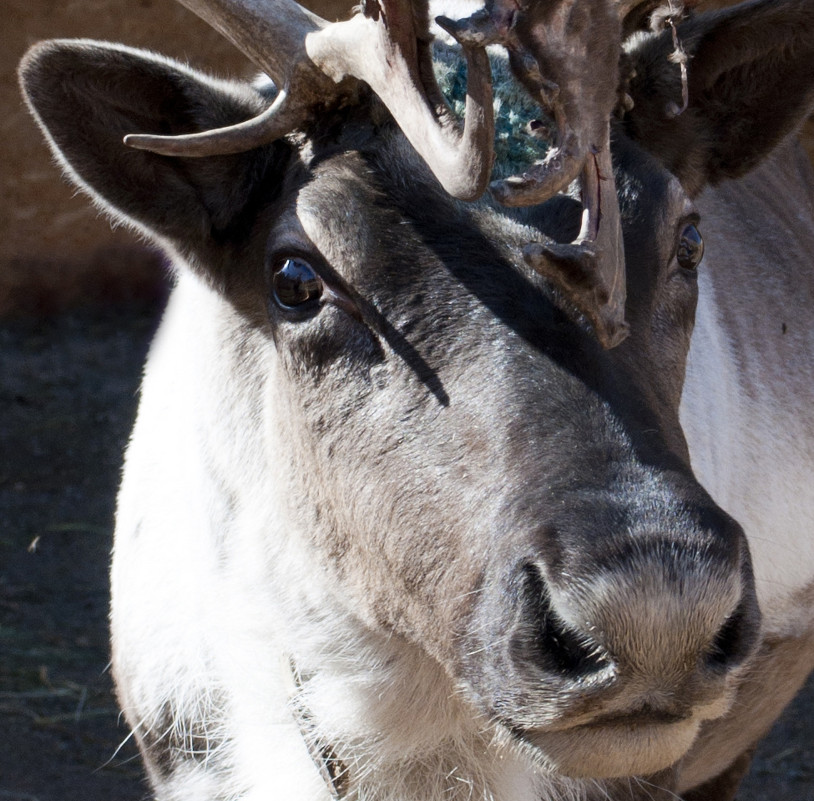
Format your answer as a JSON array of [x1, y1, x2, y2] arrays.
[[0, 303, 812, 800]]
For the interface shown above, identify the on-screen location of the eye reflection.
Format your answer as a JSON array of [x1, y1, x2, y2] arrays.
[[271, 257, 324, 309], [677, 224, 704, 271]]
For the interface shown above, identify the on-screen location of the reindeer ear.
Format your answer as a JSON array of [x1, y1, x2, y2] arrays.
[[623, 0, 814, 195], [19, 39, 288, 254]]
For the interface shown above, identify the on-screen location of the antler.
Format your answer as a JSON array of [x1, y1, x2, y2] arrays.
[[442, 0, 629, 348], [127, 0, 686, 348], [436, 0, 691, 347], [124, 0, 494, 201]]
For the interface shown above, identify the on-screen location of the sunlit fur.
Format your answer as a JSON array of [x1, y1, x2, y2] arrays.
[[18, 0, 814, 799]]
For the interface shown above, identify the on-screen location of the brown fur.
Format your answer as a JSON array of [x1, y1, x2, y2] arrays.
[[679, 623, 814, 794]]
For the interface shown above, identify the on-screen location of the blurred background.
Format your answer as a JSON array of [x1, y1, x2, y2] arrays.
[[1, 1, 812, 799]]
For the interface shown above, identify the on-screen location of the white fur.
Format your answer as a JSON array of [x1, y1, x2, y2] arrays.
[[113, 272, 606, 801], [681, 230, 814, 636]]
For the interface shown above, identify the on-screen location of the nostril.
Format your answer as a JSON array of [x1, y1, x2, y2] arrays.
[[704, 601, 757, 671], [539, 600, 610, 676], [524, 565, 611, 677]]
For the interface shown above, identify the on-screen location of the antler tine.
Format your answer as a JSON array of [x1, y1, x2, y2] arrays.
[[524, 143, 628, 349], [125, 0, 338, 156], [125, 0, 495, 201], [309, 0, 495, 200]]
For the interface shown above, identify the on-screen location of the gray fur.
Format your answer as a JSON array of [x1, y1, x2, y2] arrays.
[[16, 1, 814, 799]]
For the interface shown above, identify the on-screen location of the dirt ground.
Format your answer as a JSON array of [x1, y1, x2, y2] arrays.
[[0, 299, 812, 800]]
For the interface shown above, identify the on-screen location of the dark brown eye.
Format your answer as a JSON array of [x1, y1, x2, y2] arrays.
[[677, 224, 704, 271], [272, 257, 323, 309]]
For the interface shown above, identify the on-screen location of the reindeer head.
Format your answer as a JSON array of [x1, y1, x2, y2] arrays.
[[18, 0, 814, 794]]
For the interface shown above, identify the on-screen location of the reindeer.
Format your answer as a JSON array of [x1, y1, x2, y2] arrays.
[[18, 0, 814, 798]]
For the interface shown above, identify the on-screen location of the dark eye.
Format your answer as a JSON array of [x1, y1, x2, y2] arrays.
[[271, 257, 324, 309], [677, 224, 704, 271]]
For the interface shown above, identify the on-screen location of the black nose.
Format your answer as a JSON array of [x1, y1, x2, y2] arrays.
[[702, 597, 759, 671], [515, 528, 760, 688], [523, 563, 613, 678]]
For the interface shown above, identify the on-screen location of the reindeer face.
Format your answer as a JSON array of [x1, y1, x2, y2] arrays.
[[19, 0, 814, 793], [246, 127, 754, 778]]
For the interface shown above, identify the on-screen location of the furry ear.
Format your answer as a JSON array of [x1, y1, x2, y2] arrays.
[[623, 0, 814, 195], [19, 39, 289, 260]]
